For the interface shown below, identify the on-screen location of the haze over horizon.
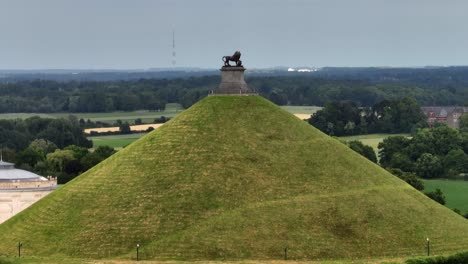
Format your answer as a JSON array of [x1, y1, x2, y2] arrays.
[[1, 0, 467, 69]]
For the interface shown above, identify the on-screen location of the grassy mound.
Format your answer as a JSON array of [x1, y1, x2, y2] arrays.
[[0, 96, 467, 260]]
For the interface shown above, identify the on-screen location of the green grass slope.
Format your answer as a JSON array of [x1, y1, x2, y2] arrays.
[[0, 96, 467, 261]]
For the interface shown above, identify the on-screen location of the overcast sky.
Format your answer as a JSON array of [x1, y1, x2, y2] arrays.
[[0, 0, 467, 69]]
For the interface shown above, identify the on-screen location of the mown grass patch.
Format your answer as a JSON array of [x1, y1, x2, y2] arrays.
[[423, 179, 468, 213], [89, 133, 146, 149]]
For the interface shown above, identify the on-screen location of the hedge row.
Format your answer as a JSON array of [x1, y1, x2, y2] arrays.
[[406, 251, 468, 264]]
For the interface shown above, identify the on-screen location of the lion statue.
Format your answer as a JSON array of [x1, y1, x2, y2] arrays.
[[222, 51, 242, 67]]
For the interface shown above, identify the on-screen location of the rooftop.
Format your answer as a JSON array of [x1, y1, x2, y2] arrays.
[[0, 157, 48, 182]]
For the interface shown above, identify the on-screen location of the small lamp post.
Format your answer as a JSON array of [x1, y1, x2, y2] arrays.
[[136, 243, 140, 261], [18, 242, 22, 258], [426, 238, 430, 256]]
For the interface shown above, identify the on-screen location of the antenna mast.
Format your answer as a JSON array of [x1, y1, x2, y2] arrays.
[[172, 30, 176, 66]]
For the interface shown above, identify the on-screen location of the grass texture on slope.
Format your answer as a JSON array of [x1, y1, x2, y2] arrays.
[[0, 96, 467, 261]]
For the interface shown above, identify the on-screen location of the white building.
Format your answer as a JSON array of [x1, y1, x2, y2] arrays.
[[0, 158, 57, 223]]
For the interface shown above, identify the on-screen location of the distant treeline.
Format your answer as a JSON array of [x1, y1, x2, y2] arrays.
[[0, 74, 467, 113], [0, 116, 91, 150]]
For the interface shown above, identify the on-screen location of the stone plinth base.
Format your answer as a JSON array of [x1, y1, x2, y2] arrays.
[[213, 66, 254, 95]]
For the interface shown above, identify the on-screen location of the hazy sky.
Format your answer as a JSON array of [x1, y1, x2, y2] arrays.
[[1, 0, 467, 69]]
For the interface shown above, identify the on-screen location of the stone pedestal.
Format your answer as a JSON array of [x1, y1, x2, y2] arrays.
[[213, 66, 254, 95]]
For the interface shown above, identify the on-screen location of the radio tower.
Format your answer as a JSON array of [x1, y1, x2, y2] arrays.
[[172, 30, 176, 67]]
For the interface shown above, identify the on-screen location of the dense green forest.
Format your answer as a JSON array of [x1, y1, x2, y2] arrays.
[[0, 73, 467, 113]]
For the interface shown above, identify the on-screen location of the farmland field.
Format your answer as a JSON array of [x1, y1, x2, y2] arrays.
[[0, 104, 319, 124], [339, 133, 410, 154], [89, 133, 146, 149], [423, 179, 468, 213], [280, 105, 321, 117], [0, 113, 55, 119], [0, 103, 184, 125]]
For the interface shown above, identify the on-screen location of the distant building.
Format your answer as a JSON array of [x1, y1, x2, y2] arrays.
[[421, 106, 468, 128], [0, 158, 57, 223]]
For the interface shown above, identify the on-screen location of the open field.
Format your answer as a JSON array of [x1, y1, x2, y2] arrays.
[[0, 103, 184, 125], [88, 133, 148, 149], [85, 124, 164, 134], [423, 179, 468, 213], [0, 113, 55, 119], [339, 134, 411, 154], [280, 105, 322, 118], [0, 104, 319, 124]]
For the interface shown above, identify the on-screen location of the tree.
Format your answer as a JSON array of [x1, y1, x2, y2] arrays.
[[390, 97, 427, 133], [15, 147, 44, 167], [309, 101, 361, 136], [46, 149, 74, 173], [29, 139, 57, 154], [387, 168, 424, 191], [415, 153, 443, 178], [80, 146, 116, 171], [154, 116, 170, 123], [388, 152, 413, 172], [431, 125, 462, 156], [80, 152, 103, 171], [347, 140, 377, 163], [378, 136, 411, 167], [119, 122, 131, 134], [425, 188, 446, 205], [344, 121, 356, 135], [64, 145, 89, 160], [460, 114, 468, 132], [36, 118, 92, 148], [461, 132, 468, 154], [404, 128, 435, 160], [94, 145, 116, 158], [134, 118, 143, 125], [443, 149, 468, 176]]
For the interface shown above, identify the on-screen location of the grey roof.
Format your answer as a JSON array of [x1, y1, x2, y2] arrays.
[[0, 160, 47, 182], [0, 160, 14, 168]]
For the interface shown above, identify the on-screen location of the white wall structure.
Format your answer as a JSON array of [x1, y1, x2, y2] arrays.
[[0, 159, 57, 224]]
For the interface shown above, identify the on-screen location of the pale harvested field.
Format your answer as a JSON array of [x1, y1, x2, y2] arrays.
[[294, 114, 312, 120], [85, 123, 164, 134]]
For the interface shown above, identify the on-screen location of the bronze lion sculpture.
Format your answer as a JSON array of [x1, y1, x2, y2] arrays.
[[222, 51, 242, 67]]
